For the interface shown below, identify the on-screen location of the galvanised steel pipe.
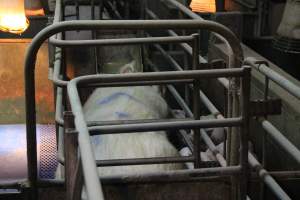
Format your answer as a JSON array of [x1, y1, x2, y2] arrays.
[[245, 57, 300, 100]]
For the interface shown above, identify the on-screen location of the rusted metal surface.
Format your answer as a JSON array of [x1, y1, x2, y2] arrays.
[[0, 39, 54, 124]]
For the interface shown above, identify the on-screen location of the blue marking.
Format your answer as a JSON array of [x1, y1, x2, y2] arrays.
[[115, 111, 130, 119], [91, 135, 101, 146], [97, 92, 141, 105]]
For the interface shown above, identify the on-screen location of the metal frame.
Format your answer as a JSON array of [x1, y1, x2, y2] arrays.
[[21, 0, 250, 197], [0, 1, 299, 200]]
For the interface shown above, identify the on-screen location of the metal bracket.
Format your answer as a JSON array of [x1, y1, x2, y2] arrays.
[[250, 99, 282, 117]]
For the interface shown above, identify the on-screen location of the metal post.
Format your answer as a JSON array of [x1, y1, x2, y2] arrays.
[[192, 34, 201, 168], [239, 66, 251, 200]]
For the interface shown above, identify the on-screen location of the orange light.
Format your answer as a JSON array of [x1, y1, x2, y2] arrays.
[[0, 0, 29, 34], [25, 9, 45, 16], [190, 0, 216, 13]]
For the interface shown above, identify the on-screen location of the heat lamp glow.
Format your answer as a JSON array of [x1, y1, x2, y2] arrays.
[[190, 0, 216, 13], [0, 0, 29, 34]]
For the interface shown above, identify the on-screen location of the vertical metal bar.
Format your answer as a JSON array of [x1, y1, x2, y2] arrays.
[[75, 0, 79, 20], [240, 66, 251, 200], [63, 111, 80, 200], [260, 65, 269, 200], [192, 34, 201, 168], [125, 0, 130, 19], [99, 0, 104, 20], [193, 80, 201, 168], [25, 55, 38, 200]]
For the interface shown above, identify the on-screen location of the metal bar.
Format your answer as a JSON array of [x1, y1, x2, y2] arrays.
[[70, 68, 244, 85], [244, 57, 300, 100], [192, 34, 201, 168], [77, 79, 195, 87], [96, 156, 194, 167], [259, 118, 300, 164], [260, 63, 270, 200], [67, 84, 105, 200], [148, 32, 230, 89], [167, 85, 194, 117], [248, 153, 292, 200], [45, 20, 243, 68], [51, 35, 195, 47], [200, 130, 227, 167], [97, 166, 241, 184], [84, 118, 243, 135], [240, 66, 251, 200], [145, 8, 207, 64], [162, 0, 236, 68]]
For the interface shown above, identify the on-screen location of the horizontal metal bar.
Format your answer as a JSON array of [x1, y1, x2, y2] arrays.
[[0, 180, 26, 189], [44, 19, 243, 70], [85, 118, 242, 135], [86, 117, 192, 127], [50, 35, 195, 47], [98, 166, 241, 184], [78, 79, 194, 88], [245, 57, 300, 100], [71, 69, 245, 86], [96, 156, 194, 167], [259, 118, 300, 164]]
